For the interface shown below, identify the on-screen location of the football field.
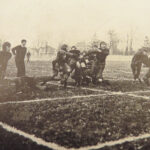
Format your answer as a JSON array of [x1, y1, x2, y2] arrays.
[[0, 56, 150, 150]]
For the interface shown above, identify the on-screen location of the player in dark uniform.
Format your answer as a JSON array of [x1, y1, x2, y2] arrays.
[[12, 39, 27, 77], [0, 42, 12, 80], [142, 56, 150, 86], [131, 47, 149, 82], [69, 46, 80, 71], [52, 44, 73, 87], [85, 41, 109, 84], [68, 46, 82, 86]]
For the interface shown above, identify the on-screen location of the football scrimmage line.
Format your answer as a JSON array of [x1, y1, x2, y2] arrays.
[[1, 121, 150, 150]]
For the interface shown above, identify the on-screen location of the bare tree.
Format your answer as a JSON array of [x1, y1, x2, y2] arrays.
[[108, 30, 119, 55], [125, 34, 129, 55]]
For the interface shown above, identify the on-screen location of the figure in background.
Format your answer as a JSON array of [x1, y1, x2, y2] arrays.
[[27, 51, 31, 63], [0, 42, 12, 80], [12, 39, 27, 77]]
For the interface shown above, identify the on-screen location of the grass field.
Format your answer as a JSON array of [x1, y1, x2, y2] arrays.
[[0, 57, 150, 150]]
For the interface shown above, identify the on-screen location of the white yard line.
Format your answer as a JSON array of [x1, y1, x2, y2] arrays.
[[0, 121, 66, 150], [0, 82, 148, 105], [126, 93, 150, 100], [48, 81, 150, 99], [0, 93, 109, 105], [127, 90, 150, 94], [77, 133, 150, 150], [1, 121, 150, 150], [0, 88, 148, 106]]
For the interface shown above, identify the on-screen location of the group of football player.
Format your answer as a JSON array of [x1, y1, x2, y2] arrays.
[[50, 41, 109, 87], [1, 39, 150, 91], [50, 42, 150, 87]]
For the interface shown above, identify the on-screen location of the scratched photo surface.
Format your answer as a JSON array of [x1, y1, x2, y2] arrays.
[[0, 0, 150, 150]]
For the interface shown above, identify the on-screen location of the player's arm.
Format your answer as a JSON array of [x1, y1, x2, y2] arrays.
[[102, 48, 109, 56], [142, 55, 149, 67], [84, 49, 98, 57], [66, 51, 74, 57], [8, 52, 12, 60], [0, 52, 2, 67], [12, 46, 18, 55]]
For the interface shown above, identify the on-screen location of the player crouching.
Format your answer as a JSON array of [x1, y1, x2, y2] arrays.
[[52, 44, 73, 88]]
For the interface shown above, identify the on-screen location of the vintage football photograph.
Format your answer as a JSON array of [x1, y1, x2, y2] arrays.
[[0, 0, 150, 150]]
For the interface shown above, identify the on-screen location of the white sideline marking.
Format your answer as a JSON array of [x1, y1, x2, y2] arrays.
[[0, 91, 149, 106], [48, 82, 150, 100], [0, 82, 147, 105], [1, 121, 150, 150], [0, 93, 109, 105], [127, 90, 150, 94], [77, 133, 150, 150], [0, 121, 66, 150], [127, 94, 150, 100]]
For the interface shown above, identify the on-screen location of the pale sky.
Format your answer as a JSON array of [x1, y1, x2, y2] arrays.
[[0, 0, 150, 49]]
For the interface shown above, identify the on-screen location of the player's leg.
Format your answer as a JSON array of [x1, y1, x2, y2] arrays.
[[21, 61, 26, 76], [136, 63, 142, 80], [131, 62, 142, 81], [131, 62, 136, 80], [60, 63, 71, 88], [52, 59, 59, 79], [91, 60, 97, 84], [96, 63, 105, 82], [69, 58, 77, 72], [15, 59, 20, 77], [0, 69, 5, 81], [143, 68, 150, 86]]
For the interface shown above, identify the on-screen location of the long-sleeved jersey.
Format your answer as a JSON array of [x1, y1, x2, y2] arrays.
[[86, 48, 109, 63], [69, 49, 80, 60], [131, 49, 149, 66], [12, 45, 27, 61], [56, 49, 73, 64], [0, 51, 12, 70]]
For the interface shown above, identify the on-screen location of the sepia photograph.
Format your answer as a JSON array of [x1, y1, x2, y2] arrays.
[[0, 0, 150, 150]]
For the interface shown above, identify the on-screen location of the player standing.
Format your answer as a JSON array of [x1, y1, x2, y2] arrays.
[[12, 39, 27, 77], [0, 42, 12, 80]]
